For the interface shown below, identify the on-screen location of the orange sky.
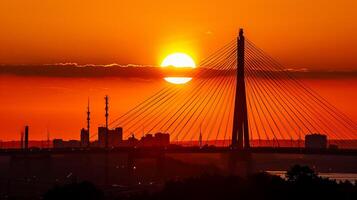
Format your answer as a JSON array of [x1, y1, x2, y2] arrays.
[[0, 75, 356, 141], [0, 0, 356, 69], [0, 1, 356, 141]]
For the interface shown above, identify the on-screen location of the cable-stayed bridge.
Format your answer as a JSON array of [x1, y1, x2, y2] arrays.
[[1, 29, 357, 156], [108, 29, 357, 149], [1, 30, 357, 187]]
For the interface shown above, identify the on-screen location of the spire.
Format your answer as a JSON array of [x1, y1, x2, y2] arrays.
[[105, 95, 109, 148], [87, 97, 90, 134]]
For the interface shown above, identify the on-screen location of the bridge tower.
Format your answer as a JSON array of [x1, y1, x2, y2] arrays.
[[232, 29, 250, 149]]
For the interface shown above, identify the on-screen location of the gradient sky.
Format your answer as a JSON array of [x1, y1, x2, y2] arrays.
[[0, 0, 356, 69], [0, 0, 356, 141], [1, 75, 356, 141]]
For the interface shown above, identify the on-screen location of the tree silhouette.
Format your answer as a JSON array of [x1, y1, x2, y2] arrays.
[[42, 165, 357, 200], [286, 164, 319, 182], [43, 181, 104, 200]]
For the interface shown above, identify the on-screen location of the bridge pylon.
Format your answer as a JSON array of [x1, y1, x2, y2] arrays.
[[232, 28, 250, 149]]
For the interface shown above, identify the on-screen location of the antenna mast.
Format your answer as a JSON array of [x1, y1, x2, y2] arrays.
[[105, 95, 109, 149], [87, 98, 90, 136]]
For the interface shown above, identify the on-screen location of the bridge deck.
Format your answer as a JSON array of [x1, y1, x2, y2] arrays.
[[1, 147, 357, 156]]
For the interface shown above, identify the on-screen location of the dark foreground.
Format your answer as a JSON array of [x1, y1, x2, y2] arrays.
[[42, 165, 357, 200]]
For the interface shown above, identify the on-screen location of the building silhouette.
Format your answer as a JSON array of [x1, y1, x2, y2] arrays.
[[139, 132, 170, 147], [80, 128, 89, 147], [98, 127, 123, 148], [53, 139, 81, 148], [305, 134, 328, 149], [126, 134, 139, 146]]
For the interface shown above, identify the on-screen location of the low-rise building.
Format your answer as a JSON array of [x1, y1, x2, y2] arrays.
[[139, 132, 170, 147], [53, 139, 81, 149], [305, 134, 327, 149]]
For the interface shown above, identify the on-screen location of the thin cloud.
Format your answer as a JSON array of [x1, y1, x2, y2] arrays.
[[0, 64, 163, 78], [0, 64, 356, 79]]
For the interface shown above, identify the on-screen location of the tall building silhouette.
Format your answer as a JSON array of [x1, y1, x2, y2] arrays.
[[98, 127, 123, 148]]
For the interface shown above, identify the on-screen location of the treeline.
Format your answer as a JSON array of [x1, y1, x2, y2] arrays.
[[44, 165, 357, 200]]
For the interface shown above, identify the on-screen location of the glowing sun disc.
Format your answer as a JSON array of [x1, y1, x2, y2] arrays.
[[161, 53, 196, 68], [161, 53, 195, 84], [164, 77, 192, 84]]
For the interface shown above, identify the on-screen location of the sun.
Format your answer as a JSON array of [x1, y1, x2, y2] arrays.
[[161, 53, 196, 84], [161, 53, 196, 68]]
